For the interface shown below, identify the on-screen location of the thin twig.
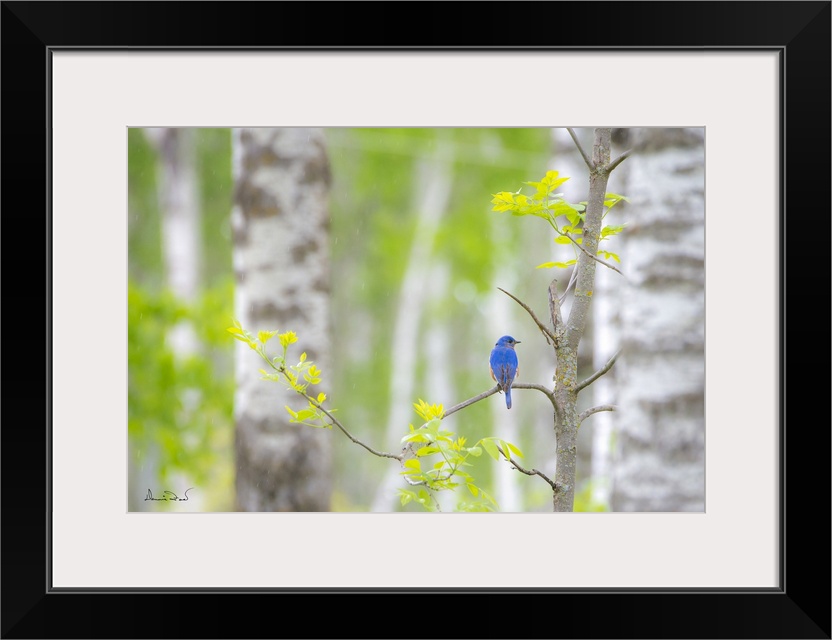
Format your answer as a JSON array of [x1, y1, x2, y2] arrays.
[[306, 396, 403, 460], [554, 228, 623, 276], [578, 404, 618, 424], [496, 445, 557, 491], [567, 128, 594, 170], [497, 287, 556, 344], [576, 348, 622, 392], [548, 280, 562, 340], [607, 149, 632, 173], [443, 386, 502, 419], [560, 265, 578, 303]]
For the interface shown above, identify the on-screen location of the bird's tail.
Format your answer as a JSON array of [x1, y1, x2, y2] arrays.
[[505, 386, 512, 410]]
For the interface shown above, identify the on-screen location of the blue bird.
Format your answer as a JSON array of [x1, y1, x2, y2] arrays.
[[489, 335, 520, 409]]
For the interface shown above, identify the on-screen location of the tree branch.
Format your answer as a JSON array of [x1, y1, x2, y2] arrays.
[[576, 348, 622, 392], [442, 385, 501, 418], [305, 396, 403, 460], [497, 287, 556, 345], [496, 445, 557, 491], [608, 149, 632, 173], [578, 404, 618, 424], [554, 228, 623, 276], [567, 128, 593, 170], [309, 380, 559, 463]]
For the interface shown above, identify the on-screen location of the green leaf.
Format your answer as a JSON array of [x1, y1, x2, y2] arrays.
[[278, 331, 298, 347], [467, 483, 479, 497], [257, 330, 277, 344], [491, 192, 516, 212], [416, 446, 440, 457], [540, 170, 570, 191], [505, 441, 524, 458], [537, 260, 577, 269], [480, 438, 499, 460], [554, 235, 573, 245], [550, 202, 578, 217], [228, 332, 253, 345], [601, 224, 627, 238], [403, 459, 421, 471]]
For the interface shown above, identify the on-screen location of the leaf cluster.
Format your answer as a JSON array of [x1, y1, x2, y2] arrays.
[[490, 170, 628, 269], [398, 402, 524, 512], [226, 322, 331, 429]]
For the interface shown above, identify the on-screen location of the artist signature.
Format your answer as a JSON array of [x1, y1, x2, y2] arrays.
[[145, 488, 193, 502]]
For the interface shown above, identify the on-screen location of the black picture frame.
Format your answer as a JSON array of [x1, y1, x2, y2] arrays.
[[2, 2, 829, 638]]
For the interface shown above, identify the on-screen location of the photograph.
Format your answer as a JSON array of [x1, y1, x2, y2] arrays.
[[128, 126, 705, 514]]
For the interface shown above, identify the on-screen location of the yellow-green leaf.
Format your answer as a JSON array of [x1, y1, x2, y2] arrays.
[[505, 441, 524, 458], [480, 438, 499, 460]]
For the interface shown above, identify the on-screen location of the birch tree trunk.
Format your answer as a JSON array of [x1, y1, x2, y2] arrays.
[[232, 128, 332, 512], [610, 127, 705, 512], [130, 127, 202, 511]]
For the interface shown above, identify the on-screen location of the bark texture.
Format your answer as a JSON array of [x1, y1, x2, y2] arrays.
[[232, 128, 333, 512], [610, 128, 705, 512], [552, 129, 613, 512]]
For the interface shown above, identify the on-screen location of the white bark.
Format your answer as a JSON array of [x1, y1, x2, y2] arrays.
[[610, 128, 705, 512], [148, 127, 202, 355], [232, 128, 332, 512], [131, 128, 203, 511]]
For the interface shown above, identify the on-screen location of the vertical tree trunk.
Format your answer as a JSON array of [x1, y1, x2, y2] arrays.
[[552, 128, 613, 512], [610, 128, 705, 512], [232, 128, 332, 512], [130, 127, 202, 511]]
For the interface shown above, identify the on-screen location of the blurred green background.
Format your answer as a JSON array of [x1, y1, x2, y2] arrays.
[[128, 127, 612, 512]]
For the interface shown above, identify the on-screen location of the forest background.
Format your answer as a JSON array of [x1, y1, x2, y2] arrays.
[[127, 127, 705, 513]]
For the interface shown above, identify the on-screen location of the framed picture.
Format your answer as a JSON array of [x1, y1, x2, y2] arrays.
[[4, 2, 828, 638]]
